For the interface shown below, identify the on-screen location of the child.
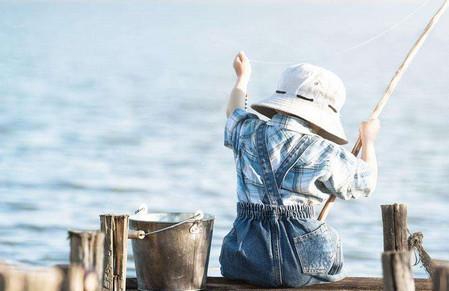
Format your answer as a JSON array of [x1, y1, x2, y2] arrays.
[[219, 51, 380, 287]]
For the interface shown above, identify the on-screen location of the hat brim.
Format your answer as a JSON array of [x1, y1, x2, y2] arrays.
[[251, 94, 348, 145]]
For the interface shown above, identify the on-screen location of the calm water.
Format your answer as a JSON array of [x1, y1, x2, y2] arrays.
[[1, 0, 448, 278]]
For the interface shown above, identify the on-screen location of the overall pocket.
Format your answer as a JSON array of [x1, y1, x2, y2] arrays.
[[293, 223, 336, 275]]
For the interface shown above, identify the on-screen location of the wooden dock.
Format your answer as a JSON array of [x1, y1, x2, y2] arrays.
[[126, 277, 433, 290], [2, 203, 449, 291]]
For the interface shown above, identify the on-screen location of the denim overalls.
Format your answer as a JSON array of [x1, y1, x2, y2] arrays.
[[219, 124, 344, 288]]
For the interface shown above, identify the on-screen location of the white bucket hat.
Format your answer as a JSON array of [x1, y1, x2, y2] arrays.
[[251, 63, 348, 145]]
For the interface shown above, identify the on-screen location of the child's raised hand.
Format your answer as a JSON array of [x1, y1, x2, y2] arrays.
[[360, 118, 380, 143], [233, 51, 251, 81]]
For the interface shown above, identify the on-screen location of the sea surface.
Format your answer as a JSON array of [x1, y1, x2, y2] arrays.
[[0, 0, 448, 279]]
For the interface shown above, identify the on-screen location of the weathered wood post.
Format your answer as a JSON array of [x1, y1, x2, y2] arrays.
[[0, 265, 63, 291], [68, 230, 104, 290], [58, 264, 84, 291], [100, 214, 129, 291], [381, 204, 409, 251], [381, 204, 415, 291], [58, 264, 99, 291], [432, 260, 449, 291], [25, 267, 64, 291], [0, 264, 24, 291], [382, 251, 415, 291]]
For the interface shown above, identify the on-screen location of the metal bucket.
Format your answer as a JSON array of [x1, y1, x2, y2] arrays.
[[129, 210, 214, 291]]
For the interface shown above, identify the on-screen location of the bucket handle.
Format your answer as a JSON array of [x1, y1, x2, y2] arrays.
[[130, 210, 204, 239]]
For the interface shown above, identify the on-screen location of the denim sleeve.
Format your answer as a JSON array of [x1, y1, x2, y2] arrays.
[[319, 146, 374, 200], [224, 108, 259, 152]]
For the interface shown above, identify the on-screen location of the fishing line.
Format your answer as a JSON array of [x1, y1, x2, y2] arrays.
[[318, 0, 449, 221], [250, 0, 432, 66]]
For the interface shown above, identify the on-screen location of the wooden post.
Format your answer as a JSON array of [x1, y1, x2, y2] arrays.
[[68, 230, 104, 290], [0, 265, 63, 291], [58, 264, 99, 291], [432, 260, 449, 291], [26, 267, 64, 291], [100, 214, 129, 291], [0, 264, 24, 291], [58, 264, 84, 291], [381, 204, 409, 251], [83, 271, 100, 291], [382, 251, 415, 291]]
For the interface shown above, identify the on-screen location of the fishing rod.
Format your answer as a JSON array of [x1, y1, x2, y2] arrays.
[[318, 0, 449, 222]]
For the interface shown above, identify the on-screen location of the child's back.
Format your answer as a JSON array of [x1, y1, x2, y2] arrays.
[[219, 52, 380, 288]]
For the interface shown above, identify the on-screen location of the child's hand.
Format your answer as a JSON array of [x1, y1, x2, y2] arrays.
[[360, 118, 380, 143], [233, 51, 251, 82]]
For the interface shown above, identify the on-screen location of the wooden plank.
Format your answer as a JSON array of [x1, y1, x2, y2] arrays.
[[382, 251, 415, 291], [125, 277, 432, 290], [381, 204, 408, 251], [101, 215, 114, 291], [100, 214, 129, 291]]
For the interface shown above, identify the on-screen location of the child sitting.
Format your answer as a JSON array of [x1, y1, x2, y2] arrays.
[[219, 51, 380, 287]]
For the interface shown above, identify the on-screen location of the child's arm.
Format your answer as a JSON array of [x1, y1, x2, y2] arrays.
[[318, 119, 380, 200], [226, 51, 251, 117], [359, 118, 380, 191]]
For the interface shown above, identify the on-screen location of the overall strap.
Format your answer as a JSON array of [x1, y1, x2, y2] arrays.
[[255, 124, 283, 206], [274, 135, 317, 187]]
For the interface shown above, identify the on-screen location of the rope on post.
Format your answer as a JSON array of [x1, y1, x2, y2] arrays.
[[318, 0, 449, 222], [408, 231, 434, 278]]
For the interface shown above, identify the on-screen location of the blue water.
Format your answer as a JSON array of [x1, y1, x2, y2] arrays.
[[1, 0, 448, 279]]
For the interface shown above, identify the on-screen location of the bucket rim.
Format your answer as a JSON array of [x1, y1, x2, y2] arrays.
[[129, 212, 215, 223]]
